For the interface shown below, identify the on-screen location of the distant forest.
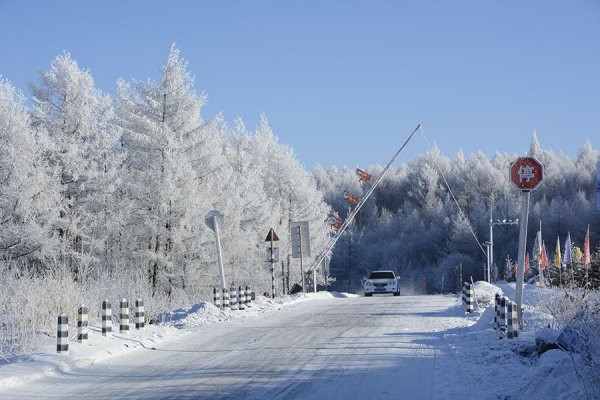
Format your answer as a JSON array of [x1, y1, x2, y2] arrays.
[[314, 134, 600, 293]]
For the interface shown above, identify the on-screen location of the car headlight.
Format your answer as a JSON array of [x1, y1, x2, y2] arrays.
[[365, 280, 373, 286]]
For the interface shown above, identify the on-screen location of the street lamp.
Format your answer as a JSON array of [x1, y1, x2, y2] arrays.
[[489, 208, 519, 282]]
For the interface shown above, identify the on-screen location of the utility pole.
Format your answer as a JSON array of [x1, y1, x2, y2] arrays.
[[489, 207, 519, 283]]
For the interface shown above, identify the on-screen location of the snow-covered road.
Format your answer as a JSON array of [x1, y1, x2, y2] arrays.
[[3, 294, 473, 399]]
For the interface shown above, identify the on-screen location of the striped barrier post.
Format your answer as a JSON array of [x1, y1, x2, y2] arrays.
[[494, 294, 501, 330], [499, 296, 507, 333], [465, 283, 474, 313], [102, 299, 112, 337], [245, 285, 251, 306], [461, 282, 467, 304], [230, 285, 237, 310], [213, 287, 220, 308], [238, 286, 245, 310], [222, 288, 229, 310], [134, 299, 145, 329], [507, 301, 519, 339], [57, 314, 68, 354], [120, 299, 129, 334], [77, 304, 88, 343]]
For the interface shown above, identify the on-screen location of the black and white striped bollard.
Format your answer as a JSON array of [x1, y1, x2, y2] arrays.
[[494, 294, 501, 330], [461, 282, 467, 305], [230, 285, 237, 310], [77, 304, 88, 343], [102, 299, 112, 337], [465, 283, 474, 313], [57, 314, 68, 354], [245, 285, 251, 306], [134, 299, 145, 329], [213, 287, 221, 308], [499, 296, 507, 333], [222, 288, 229, 310], [238, 286, 245, 310], [120, 299, 129, 334], [507, 301, 519, 339]]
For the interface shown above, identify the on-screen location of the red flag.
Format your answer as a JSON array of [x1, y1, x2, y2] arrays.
[[525, 252, 530, 276], [328, 214, 343, 230], [344, 191, 360, 204], [355, 168, 372, 183], [584, 225, 591, 266], [540, 241, 548, 271]]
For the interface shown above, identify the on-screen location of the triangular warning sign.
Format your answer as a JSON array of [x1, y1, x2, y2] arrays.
[[265, 228, 280, 242]]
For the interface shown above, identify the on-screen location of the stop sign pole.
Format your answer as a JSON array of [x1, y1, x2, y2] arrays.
[[510, 157, 544, 326]]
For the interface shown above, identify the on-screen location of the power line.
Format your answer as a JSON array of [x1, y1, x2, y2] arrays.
[[418, 125, 487, 257]]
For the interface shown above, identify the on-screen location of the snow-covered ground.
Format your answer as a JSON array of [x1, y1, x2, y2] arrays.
[[0, 285, 588, 399], [0, 292, 353, 392]]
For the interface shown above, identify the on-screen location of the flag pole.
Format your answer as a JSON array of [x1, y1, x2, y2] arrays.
[[538, 220, 544, 286]]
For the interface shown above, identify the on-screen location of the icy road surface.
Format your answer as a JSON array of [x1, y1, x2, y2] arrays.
[[4, 295, 472, 399]]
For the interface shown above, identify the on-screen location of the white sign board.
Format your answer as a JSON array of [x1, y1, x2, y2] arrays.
[[290, 221, 311, 258], [266, 247, 280, 262]]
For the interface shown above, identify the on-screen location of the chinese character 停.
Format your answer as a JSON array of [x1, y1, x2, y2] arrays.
[[518, 165, 535, 183]]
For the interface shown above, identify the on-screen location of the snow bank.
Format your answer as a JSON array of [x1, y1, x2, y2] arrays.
[[472, 280, 503, 306], [445, 282, 588, 399]]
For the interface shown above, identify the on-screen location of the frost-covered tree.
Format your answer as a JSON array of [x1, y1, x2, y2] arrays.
[[30, 53, 124, 276], [316, 138, 599, 292], [248, 115, 331, 288], [117, 45, 209, 295], [215, 118, 272, 287], [0, 79, 60, 263]]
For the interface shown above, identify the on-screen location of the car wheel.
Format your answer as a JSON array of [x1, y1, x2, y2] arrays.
[[393, 291, 400, 296], [365, 293, 372, 297]]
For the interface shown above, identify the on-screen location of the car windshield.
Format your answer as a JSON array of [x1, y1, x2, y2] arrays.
[[368, 272, 395, 279]]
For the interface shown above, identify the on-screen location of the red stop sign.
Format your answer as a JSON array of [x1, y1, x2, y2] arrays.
[[510, 157, 544, 191]]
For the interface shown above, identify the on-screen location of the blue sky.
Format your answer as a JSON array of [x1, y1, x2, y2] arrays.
[[1, 1, 599, 169]]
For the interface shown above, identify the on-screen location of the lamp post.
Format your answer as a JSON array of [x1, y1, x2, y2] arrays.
[[489, 208, 519, 282]]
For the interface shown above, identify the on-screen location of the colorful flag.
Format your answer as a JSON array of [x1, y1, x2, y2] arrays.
[[540, 240, 548, 271], [328, 214, 343, 230], [584, 225, 591, 266], [343, 191, 360, 204], [525, 252, 530, 276], [554, 237, 561, 268], [533, 225, 542, 266], [562, 232, 572, 267], [596, 161, 600, 211], [355, 168, 372, 183]]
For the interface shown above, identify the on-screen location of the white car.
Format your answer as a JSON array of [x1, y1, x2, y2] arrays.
[[364, 270, 400, 296]]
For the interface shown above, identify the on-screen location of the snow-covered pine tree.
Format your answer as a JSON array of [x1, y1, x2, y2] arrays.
[[117, 45, 208, 296], [0, 79, 61, 264], [29, 54, 123, 277], [248, 115, 331, 289], [215, 118, 273, 289]]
